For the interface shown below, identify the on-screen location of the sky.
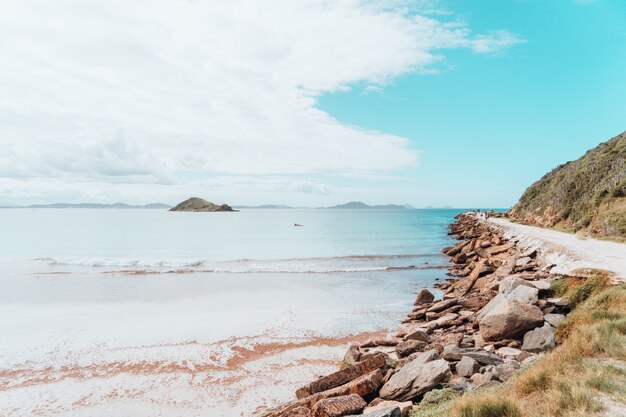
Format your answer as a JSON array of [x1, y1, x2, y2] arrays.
[[1, 0, 624, 208]]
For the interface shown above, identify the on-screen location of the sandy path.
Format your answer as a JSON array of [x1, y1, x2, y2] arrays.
[[488, 218, 626, 283]]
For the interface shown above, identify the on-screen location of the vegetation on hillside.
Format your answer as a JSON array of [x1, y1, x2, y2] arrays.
[[510, 132, 626, 239], [411, 274, 626, 417]]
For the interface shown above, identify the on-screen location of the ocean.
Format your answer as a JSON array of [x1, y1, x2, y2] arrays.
[[0, 208, 462, 417]]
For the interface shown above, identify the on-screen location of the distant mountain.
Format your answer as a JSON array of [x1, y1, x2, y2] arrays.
[[169, 197, 236, 212], [325, 201, 414, 209], [11, 202, 172, 209], [233, 204, 293, 209], [511, 131, 626, 238]]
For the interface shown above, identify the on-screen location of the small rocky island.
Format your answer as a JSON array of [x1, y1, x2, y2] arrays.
[[169, 197, 237, 212]]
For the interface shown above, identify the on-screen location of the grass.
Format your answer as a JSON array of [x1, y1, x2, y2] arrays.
[[409, 388, 458, 417], [441, 275, 626, 417]]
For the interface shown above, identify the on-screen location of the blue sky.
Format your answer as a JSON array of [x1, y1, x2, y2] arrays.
[[318, 0, 626, 208], [1, 0, 624, 207]]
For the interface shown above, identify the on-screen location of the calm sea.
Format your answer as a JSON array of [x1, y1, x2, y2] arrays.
[[0, 208, 462, 416]]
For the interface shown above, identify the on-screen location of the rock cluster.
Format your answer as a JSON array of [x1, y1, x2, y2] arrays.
[[259, 212, 569, 417]]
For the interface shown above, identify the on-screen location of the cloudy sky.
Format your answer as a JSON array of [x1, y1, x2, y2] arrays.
[[1, 0, 624, 207]]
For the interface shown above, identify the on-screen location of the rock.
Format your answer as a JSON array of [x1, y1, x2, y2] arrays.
[[494, 363, 518, 381], [169, 197, 236, 212], [486, 242, 515, 255], [442, 345, 502, 366], [363, 401, 412, 417], [425, 313, 460, 332], [311, 394, 366, 417], [496, 347, 522, 358], [515, 257, 532, 268], [529, 280, 551, 290], [395, 349, 439, 371], [396, 340, 427, 358], [342, 345, 361, 368], [374, 339, 399, 347], [427, 299, 458, 313], [379, 359, 451, 401], [282, 407, 312, 417], [349, 407, 401, 417], [472, 334, 485, 347], [476, 294, 507, 321], [546, 297, 568, 306], [522, 323, 556, 353], [515, 351, 533, 362], [479, 301, 544, 342], [495, 259, 516, 278], [403, 329, 429, 343], [456, 356, 480, 378], [458, 295, 491, 311], [470, 372, 493, 388], [415, 289, 435, 305], [544, 313, 566, 328], [507, 285, 539, 305], [498, 276, 533, 295], [296, 353, 386, 399]]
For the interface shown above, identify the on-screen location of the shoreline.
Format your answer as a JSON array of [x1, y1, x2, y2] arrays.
[[258, 211, 587, 417]]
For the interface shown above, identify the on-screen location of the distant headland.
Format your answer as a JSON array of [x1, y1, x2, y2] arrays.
[[324, 201, 414, 209]]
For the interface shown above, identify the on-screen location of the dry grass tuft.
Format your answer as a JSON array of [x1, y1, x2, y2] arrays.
[[447, 280, 626, 417]]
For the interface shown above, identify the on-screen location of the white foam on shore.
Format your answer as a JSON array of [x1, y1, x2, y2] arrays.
[[0, 270, 420, 417]]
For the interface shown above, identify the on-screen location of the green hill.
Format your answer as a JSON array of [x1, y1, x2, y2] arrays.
[[511, 131, 626, 238]]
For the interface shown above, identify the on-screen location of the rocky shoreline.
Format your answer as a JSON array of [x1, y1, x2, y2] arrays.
[[259, 212, 572, 417]]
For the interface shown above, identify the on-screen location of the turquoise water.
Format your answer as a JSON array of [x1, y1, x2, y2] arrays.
[[1, 208, 465, 344], [0, 208, 461, 272]]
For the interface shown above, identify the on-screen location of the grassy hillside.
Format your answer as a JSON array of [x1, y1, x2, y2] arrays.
[[510, 132, 626, 239]]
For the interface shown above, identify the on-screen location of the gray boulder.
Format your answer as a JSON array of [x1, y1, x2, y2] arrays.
[[507, 285, 538, 305], [456, 356, 480, 378], [379, 359, 451, 401], [544, 313, 566, 328], [498, 275, 533, 295], [479, 300, 544, 341], [522, 323, 556, 352]]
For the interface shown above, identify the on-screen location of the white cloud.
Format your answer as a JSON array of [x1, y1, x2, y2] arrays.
[[0, 0, 522, 203]]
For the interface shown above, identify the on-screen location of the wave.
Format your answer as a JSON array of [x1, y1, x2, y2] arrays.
[[34, 253, 447, 274]]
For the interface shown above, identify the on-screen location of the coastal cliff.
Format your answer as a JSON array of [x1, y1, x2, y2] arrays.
[[510, 132, 626, 239], [169, 197, 236, 212]]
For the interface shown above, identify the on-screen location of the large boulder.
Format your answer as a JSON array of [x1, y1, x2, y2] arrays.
[[479, 300, 544, 341], [311, 394, 366, 417], [379, 359, 451, 401], [522, 323, 556, 352]]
